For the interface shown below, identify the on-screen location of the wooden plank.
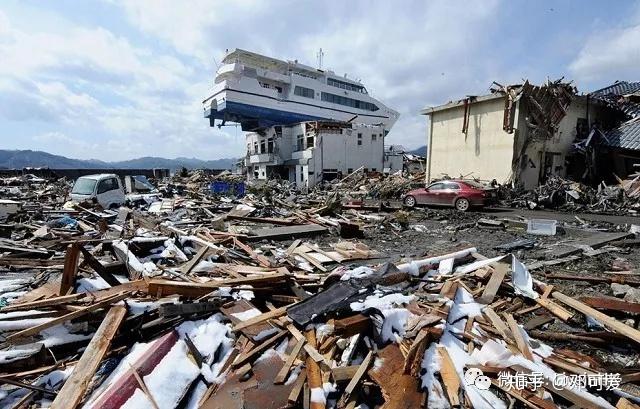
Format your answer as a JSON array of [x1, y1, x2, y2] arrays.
[[333, 314, 370, 337], [158, 301, 220, 318], [523, 315, 554, 331], [49, 305, 127, 409], [59, 243, 80, 295], [617, 397, 640, 409], [148, 273, 287, 297], [79, 246, 121, 287], [233, 306, 288, 331], [483, 306, 511, 340], [274, 337, 305, 384], [535, 297, 574, 322], [247, 224, 328, 241], [0, 293, 86, 312], [6, 292, 130, 342], [477, 261, 508, 304], [180, 245, 209, 275], [286, 239, 302, 256], [339, 350, 373, 406], [331, 365, 359, 382], [231, 330, 287, 368], [305, 328, 325, 409], [288, 368, 307, 405], [552, 290, 640, 344], [438, 347, 460, 407], [505, 313, 533, 360], [286, 324, 326, 365], [581, 296, 640, 314]]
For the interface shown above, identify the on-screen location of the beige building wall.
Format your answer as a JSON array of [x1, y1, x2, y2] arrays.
[[427, 97, 516, 183]]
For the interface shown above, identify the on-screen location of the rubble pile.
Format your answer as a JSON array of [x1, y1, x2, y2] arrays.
[[0, 171, 639, 408], [504, 174, 640, 215]]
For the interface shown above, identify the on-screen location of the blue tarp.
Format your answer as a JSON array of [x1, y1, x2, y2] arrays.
[[209, 181, 245, 197]]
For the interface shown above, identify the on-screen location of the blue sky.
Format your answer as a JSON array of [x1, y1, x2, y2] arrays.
[[0, 0, 639, 161]]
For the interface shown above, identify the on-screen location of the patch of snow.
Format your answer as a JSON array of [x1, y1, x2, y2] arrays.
[[310, 387, 326, 404], [230, 308, 261, 322], [285, 364, 302, 385], [77, 277, 110, 293], [350, 292, 414, 312], [380, 308, 412, 343], [0, 317, 54, 331], [340, 266, 375, 281]]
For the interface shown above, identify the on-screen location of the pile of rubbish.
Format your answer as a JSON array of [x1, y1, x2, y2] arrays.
[[504, 175, 640, 215], [0, 170, 639, 408]]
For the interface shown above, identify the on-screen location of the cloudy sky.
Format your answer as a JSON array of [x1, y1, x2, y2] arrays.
[[1, 0, 639, 161]]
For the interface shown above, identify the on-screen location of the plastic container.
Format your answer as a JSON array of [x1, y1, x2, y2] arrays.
[[527, 219, 557, 236]]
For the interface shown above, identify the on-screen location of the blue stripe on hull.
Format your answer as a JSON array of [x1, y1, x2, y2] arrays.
[[205, 101, 329, 128]]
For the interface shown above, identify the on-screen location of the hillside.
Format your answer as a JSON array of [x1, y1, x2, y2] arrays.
[[0, 150, 236, 170]]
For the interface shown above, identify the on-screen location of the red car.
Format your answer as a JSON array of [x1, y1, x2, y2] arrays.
[[402, 180, 496, 211]]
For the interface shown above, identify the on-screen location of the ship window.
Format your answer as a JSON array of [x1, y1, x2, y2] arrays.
[[294, 86, 315, 99], [321, 92, 379, 111], [357, 133, 362, 146], [327, 78, 365, 93], [372, 134, 377, 141], [297, 134, 304, 151]]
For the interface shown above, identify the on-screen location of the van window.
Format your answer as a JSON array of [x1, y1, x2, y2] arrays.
[[97, 178, 118, 194], [72, 178, 97, 195]]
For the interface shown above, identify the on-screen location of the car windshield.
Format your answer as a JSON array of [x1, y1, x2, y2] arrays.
[[72, 178, 97, 195]]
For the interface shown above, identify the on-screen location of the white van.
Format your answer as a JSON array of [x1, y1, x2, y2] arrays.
[[70, 174, 125, 209]]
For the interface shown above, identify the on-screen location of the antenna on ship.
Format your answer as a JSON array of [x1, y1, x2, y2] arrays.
[[316, 48, 324, 69]]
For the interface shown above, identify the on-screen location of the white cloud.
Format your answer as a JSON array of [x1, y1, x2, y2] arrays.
[[569, 18, 640, 83]]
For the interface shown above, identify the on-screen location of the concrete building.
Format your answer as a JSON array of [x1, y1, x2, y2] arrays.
[[421, 81, 605, 189], [244, 121, 386, 189]]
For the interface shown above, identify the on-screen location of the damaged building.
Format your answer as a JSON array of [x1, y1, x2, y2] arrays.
[[421, 79, 640, 190], [244, 121, 393, 189]]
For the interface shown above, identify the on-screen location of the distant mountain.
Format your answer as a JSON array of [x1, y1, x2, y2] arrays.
[[408, 145, 426, 156], [0, 150, 236, 170]]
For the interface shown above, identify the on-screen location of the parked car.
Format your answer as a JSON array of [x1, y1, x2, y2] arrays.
[[402, 180, 496, 211], [70, 174, 125, 209]]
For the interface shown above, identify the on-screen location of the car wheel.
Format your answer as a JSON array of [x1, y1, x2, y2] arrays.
[[403, 195, 417, 208], [455, 197, 470, 212]]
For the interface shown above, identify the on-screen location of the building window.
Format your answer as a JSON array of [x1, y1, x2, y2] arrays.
[[267, 138, 274, 153], [357, 133, 362, 146], [348, 168, 353, 173], [297, 134, 304, 151], [294, 86, 315, 99], [260, 140, 266, 154], [253, 141, 258, 154], [371, 168, 377, 172], [372, 134, 377, 141], [306, 135, 314, 149]]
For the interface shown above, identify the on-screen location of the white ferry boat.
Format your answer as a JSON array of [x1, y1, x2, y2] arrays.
[[203, 49, 399, 131]]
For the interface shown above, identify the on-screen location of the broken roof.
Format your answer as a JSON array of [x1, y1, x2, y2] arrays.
[[591, 80, 640, 98], [602, 118, 640, 151]]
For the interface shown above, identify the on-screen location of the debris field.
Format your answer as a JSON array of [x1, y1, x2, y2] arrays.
[[0, 171, 640, 409]]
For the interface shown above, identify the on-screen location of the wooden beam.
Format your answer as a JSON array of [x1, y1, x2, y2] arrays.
[[305, 328, 325, 409], [148, 273, 286, 297], [438, 347, 460, 407], [505, 313, 533, 360], [552, 290, 640, 344], [233, 306, 288, 331], [0, 293, 86, 312], [339, 350, 373, 406], [231, 330, 287, 368], [79, 246, 121, 287], [477, 261, 508, 304], [274, 337, 305, 384], [6, 292, 129, 342], [49, 305, 127, 409], [59, 243, 81, 295]]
